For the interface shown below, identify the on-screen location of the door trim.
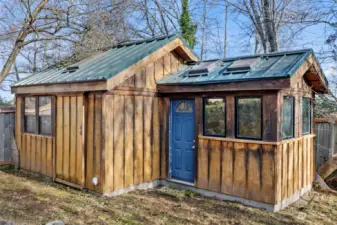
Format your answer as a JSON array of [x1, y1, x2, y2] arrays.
[[169, 99, 196, 184]]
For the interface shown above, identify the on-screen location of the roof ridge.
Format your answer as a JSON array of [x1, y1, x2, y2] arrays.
[[114, 34, 177, 48]]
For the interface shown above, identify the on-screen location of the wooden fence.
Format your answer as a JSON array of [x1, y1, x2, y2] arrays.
[[0, 106, 15, 165], [315, 119, 337, 168]]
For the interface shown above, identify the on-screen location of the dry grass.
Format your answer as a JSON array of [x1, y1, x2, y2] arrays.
[[0, 167, 336, 225]]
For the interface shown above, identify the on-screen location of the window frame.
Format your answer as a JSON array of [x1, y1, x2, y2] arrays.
[[22, 95, 54, 136], [302, 97, 311, 135], [203, 97, 226, 137], [282, 96, 295, 140], [235, 96, 263, 140]]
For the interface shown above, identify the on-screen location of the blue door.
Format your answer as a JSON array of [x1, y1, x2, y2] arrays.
[[170, 100, 195, 183]]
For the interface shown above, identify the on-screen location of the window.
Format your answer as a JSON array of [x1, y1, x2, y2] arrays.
[[24, 97, 36, 133], [236, 97, 262, 139], [282, 96, 294, 139], [176, 101, 193, 113], [204, 98, 225, 137], [39, 97, 52, 135], [23, 96, 52, 135], [302, 97, 311, 135]]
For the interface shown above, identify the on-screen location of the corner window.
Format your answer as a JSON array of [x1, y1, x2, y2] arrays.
[[302, 97, 311, 135], [39, 97, 52, 135], [23, 96, 52, 136], [203, 98, 225, 137], [24, 97, 36, 133], [282, 96, 294, 139], [236, 97, 262, 139]]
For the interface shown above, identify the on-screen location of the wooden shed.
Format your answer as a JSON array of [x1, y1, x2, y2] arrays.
[[11, 35, 328, 211]]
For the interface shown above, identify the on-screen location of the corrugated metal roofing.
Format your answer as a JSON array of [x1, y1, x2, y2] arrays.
[[157, 49, 328, 85], [13, 34, 179, 87]]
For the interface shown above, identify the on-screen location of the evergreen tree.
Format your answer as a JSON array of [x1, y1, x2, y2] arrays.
[[179, 0, 197, 48]]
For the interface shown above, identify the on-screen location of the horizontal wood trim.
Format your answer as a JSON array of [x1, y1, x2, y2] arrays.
[[198, 134, 315, 146], [0, 161, 11, 165], [315, 118, 336, 123], [12, 81, 107, 94], [107, 90, 157, 97], [55, 178, 84, 190], [158, 79, 291, 93]]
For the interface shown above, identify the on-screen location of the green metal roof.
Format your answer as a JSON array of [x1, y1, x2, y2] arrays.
[[157, 49, 328, 86], [13, 34, 179, 87]]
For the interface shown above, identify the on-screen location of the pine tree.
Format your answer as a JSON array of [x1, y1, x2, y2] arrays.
[[179, 0, 197, 48]]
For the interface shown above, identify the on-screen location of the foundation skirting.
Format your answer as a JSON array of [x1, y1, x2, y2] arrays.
[[102, 179, 312, 212]]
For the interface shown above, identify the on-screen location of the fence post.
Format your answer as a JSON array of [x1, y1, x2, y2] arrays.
[[330, 122, 335, 158]]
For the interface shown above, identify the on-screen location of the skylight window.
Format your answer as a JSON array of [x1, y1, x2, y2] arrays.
[[223, 57, 260, 75], [187, 61, 218, 77]]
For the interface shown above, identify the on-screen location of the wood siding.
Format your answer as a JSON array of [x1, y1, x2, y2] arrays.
[[197, 135, 315, 204], [55, 95, 85, 187], [102, 94, 161, 193], [19, 133, 53, 177]]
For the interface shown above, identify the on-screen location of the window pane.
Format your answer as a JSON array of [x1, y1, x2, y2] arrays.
[[39, 97, 52, 135], [302, 98, 311, 134], [237, 97, 261, 139], [282, 96, 294, 139], [24, 97, 36, 133], [204, 98, 225, 136], [176, 101, 193, 113]]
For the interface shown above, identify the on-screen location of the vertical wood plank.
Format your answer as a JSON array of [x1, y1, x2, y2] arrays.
[[20, 134, 25, 169], [298, 139, 303, 189], [56, 96, 63, 179], [163, 53, 171, 75], [31, 135, 36, 172], [159, 98, 169, 179], [154, 57, 164, 81], [36, 136, 41, 173], [94, 94, 103, 192], [247, 144, 261, 202], [124, 95, 134, 187], [221, 142, 233, 195], [293, 140, 299, 192], [41, 137, 47, 175], [145, 63, 156, 89], [197, 139, 209, 189], [27, 135, 31, 171], [287, 141, 294, 197], [209, 140, 221, 192], [47, 138, 53, 177], [307, 137, 311, 186], [86, 94, 95, 190], [103, 95, 114, 192], [261, 144, 276, 204], [76, 96, 85, 186], [281, 143, 288, 200], [63, 96, 70, 181], [275, 144, 282, 203], [143, 96, 153, 182], [233, 142, 246, 198], [152, 97, 160, 180], [113, 95, 124, 190], [134, 96, 144, 184], [15, 97, 22, 152], [70, 96, 77, 183], [302, 137, 307, 187]]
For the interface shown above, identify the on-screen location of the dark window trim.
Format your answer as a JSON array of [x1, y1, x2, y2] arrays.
[[203, 97, 226, 137], [282, 96, 295, 140], [22, 95, 54, 136], [235, 96, 263, 141], [302, 97, 311, 135]]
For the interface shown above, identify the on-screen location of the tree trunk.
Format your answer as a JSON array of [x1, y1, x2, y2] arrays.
[[262, 0, 278, 52]]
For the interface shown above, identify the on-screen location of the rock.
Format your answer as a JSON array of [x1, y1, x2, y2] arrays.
[[45, 221, 65, 225]]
